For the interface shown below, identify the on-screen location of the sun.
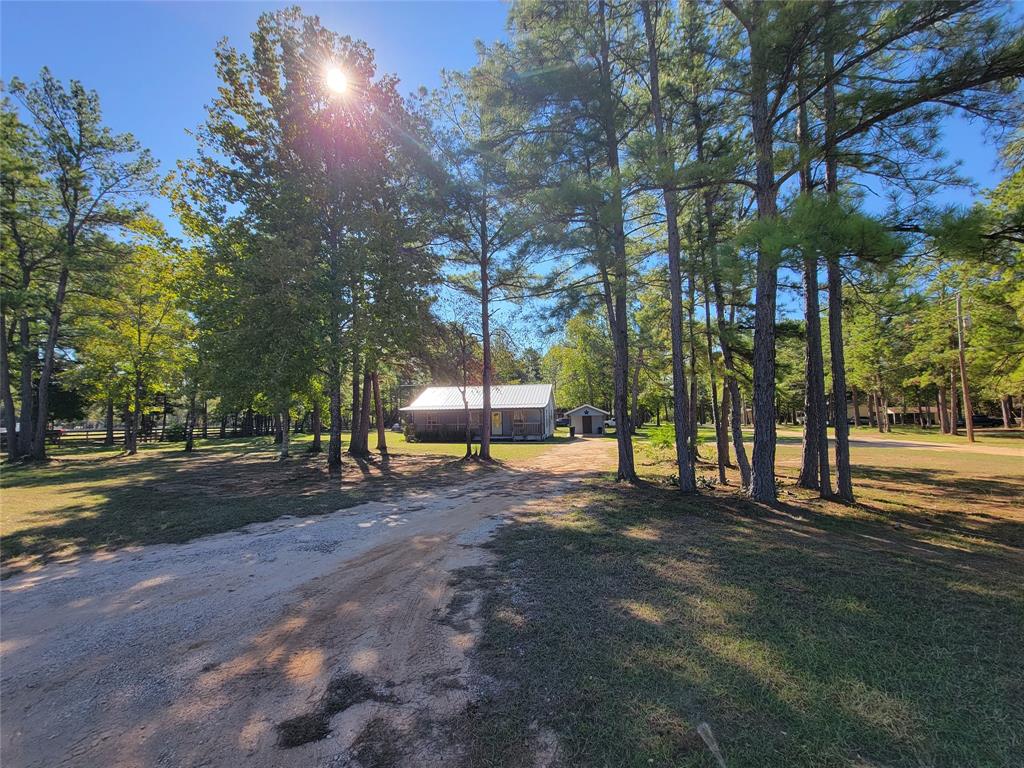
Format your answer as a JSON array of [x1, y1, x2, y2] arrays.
[[324, 67, 348, 95]]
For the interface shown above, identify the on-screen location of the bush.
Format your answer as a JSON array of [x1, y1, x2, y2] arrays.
[[163, 422, 188, 442]]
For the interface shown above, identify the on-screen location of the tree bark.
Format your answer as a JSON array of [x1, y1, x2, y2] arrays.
[[328, 359, 343, 475], [310, 397, 322, 453], [201, 400, 208, 439], [372, 371, 387, 455], [708, 227, 750, 489], [129, 371, 141, 455], [104, 397, 115, 446], [743, 5, 780, 501], [355, 368, 372, 456], [823, 40, 853, 501], [949, 370, 959, 436], [937, 385, 949, 433], [955, 293, 975, 443], [32, 266, 70, 459], [349, 354, 362, 453], [719, 383, 733, 469], [185, 394, 197, 453], [124, 397, 132, 450], [278, 410, 290, 459], [1000, 394, 1012, 430], [698, 270, 727, 484], [796, 67, 831, 496], [0, 312, 19, 461], [480, 215, 493, 462], [640, 0, 696, 490], [18, 314, 34, 458], [598, 0, 638, 483]]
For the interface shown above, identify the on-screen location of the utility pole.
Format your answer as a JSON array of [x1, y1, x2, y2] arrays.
[[956, 293, 975, 443]]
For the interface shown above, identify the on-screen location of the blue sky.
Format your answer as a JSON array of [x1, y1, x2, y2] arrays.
[[1, 1, 1012, 336], [3, 0, 1006, 228], [1, 1, 510, 233]]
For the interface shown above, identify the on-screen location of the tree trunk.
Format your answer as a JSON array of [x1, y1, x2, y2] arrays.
[[1001, 395, 1012, 429], [480, 229, 493, 462], [354, 368, 372, 456], [219, 414, 227, 439], [955, 293, 975, 443], [349, 354, 362, 454], [851, 387, 861, 428], [201, 400, 208, 439], [937, 385, 949, 433], [311, 398, 322, 453], [709, 234, 750, 489], [949, 370, 959, 436], [0, 312, 19, 461], [372, 371, 387, 455], [278, 410, 290, 460], [32, 265, 71, 459], [124, 397, 132, 450], [822, 40, 853, 501], [745, 8, 779, 502], [129, 372, 141, 455], [598, 0, 637, 483], [720, 383, 733, 469], [702, 279, 727, 484], [795, 66, 831, 496], [185, 394, 197, 453], [630, 349, 642, 434], [18, 314, 34, 458], [328, 359, 343, 475], [104, 397, 114, 446]]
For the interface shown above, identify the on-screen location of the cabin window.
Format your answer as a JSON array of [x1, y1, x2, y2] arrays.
[[425, 413, 440, 430]]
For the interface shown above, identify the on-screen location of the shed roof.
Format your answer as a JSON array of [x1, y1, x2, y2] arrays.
[[400, 384, 554, 411], [564, 404, 610, 416]]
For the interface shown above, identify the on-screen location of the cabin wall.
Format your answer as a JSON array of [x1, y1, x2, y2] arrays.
[[408, 407, 550, 441]]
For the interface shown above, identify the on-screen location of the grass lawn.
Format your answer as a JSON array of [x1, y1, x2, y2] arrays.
[[781, 423, 1024, 446], [456, 433, 1023, 767], [0, 429, 571, 574]]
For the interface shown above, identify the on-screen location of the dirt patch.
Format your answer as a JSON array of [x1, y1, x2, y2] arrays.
[[0, 436, 615, 768], [276, 672, 397, 748], [352, 717, 410, 767]]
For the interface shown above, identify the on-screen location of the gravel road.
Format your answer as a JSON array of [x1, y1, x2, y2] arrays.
[[1, 437, 613, 768]]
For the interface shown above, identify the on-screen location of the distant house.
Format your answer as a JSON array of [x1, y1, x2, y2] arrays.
[[565, 404, 609, 435], [401, 384, 555, 441]]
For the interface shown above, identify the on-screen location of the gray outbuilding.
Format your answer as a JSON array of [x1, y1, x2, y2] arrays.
[[401, 384, 555, 441], [564, 404, 610, 435]]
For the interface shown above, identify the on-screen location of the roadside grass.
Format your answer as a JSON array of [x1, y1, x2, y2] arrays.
[[0, 429, 569, 573], [778, 423, 1024, 446], [458, 437, 1023, 767]]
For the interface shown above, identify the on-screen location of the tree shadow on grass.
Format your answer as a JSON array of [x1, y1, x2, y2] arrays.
[[456, 481, 1024, 768], [0, 443, 487, 574]]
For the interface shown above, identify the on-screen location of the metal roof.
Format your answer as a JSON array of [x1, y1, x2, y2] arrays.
[[400, 384, 554, 411], [564, 404, 610, 416]]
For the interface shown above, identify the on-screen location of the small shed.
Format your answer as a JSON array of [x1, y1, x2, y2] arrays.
[[565, 404, 610, 435]]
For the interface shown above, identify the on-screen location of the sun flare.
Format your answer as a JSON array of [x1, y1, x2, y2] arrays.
[[324, 67, 348, 95]]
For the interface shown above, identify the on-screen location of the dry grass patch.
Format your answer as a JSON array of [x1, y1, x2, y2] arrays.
[[456, 437, 1023, 767]]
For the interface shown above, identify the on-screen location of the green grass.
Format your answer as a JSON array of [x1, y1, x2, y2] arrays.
[[0, 429, 570, 573], [388, 426, 574, 460], [457, 439, 1024, 767], [779, 424, 1024, 446]]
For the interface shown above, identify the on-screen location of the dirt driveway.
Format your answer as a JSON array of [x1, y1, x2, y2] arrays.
[[1, 437, 614, 768]]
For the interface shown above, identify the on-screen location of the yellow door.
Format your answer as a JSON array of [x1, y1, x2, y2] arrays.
[[491, 411, 503, 435]]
